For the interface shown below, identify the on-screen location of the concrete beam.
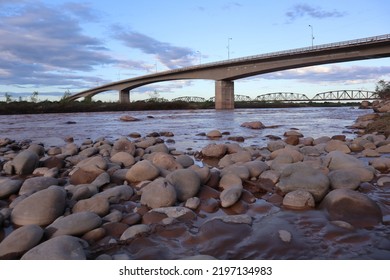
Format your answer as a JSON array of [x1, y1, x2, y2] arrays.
[[119, 89, 130, 103], [215, 80, 234, 110]]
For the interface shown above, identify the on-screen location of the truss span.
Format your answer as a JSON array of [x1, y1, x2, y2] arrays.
[[255, 92, 310, 102], [311, 90, 379, 101], [172, 96, 206, 102]]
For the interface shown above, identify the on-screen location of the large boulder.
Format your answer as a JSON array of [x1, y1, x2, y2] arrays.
[[111, 137, 136, 156], [150, 152, 182, 171], [166, 169, 201, 201], [70, 155, 108, 185], [11, 150, 39, 175], [21, 235, 88, 260], [19, 177, 59, 196], [328, 169, 361, 190], [320, 189, 382, 227], [45, 211, 102, 238], [276, 162, 330, 202], [282, 189, 315, 209], [11, 186, 66, 226], [0, 225, 44, 259]]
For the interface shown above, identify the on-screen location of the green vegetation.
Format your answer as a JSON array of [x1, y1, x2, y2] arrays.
[[375, 80, 390, 100]]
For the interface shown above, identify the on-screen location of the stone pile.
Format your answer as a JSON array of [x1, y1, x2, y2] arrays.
[[0, 111, 389, 260]]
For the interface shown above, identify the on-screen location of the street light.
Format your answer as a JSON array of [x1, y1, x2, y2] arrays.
[[196, 51, 202, 64], [227, 37, 232, 59], [308, 25, 314, 47]]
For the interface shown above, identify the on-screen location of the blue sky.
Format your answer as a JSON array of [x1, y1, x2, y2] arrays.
[[0, 0, 389, 102]]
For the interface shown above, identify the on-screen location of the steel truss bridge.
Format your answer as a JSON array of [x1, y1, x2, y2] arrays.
[[167, 90, 379, 103]]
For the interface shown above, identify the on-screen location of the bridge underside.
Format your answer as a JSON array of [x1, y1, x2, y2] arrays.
[[68, 34, 390, 109]]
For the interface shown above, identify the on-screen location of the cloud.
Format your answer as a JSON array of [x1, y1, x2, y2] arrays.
[[222, 2, 243, 10], [0, 2, 118, 88], [286, 4, 346, 21], [113, 28, 197, 69], [248, 65, 390, 84]]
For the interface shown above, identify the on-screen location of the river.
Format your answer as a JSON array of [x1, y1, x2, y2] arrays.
[[0, 107, 367, 151]]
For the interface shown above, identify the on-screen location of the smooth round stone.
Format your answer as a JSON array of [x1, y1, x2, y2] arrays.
[[0, 225, 44, 259], [185, 197, 201, 210], [140, 178, 177, 209], [166, 169, 201, 201], [72, 196, 110, 217], [240, 121, 265, 129], [328, 169, 361, 190], [244, 161, 269, 178], [0, 178, 23, 198], [206, 130, 222, 138], [204, 214, 252, 225], [111, 137, 136, 156], [189, 165, 211, 184], [276, 162, 330, 202], [325, 140, 351, 153], [11, 186, 66, 226], [149, 206, 195, 219], [120, 224, 151, 240], [320, 188, 382, 227], [219, 173, 242, 190], [175, 155, 194, 168], [125, 160, 160, 183], [282, 189, 315, 209], [19, 176, 59, 195], [150, 152, 182, 171], [110, 151, 135, 167], [220, 164, 250, 180], [12, 150, 39, 175], [21, 235, 88, 260], [45, 211, 102, 238], [220, 187, 242, 208], [201, 143, 227, 158], [95, 185, 134, 203]]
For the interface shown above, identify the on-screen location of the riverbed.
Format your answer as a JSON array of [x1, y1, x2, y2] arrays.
[[0, 107, 367, 151]]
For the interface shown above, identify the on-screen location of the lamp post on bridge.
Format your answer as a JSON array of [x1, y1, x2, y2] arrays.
[[308, 25, 314, 48], [227, 37, 232, 59]]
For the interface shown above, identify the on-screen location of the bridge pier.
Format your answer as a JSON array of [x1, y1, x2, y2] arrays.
[[119, 89, 130, 103], [215, 80, 234, 110]]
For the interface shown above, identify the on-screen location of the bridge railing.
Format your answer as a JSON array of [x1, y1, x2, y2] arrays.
[[160, 34, 390, 75]]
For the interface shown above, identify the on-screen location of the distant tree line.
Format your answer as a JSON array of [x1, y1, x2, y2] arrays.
[[375, 80, 390, 99]]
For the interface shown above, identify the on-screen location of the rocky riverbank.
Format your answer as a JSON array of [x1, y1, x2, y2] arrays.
[[0, 102, 389, 260]]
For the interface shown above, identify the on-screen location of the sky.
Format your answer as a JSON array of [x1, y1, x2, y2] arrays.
[[0, 0, 389, 102]]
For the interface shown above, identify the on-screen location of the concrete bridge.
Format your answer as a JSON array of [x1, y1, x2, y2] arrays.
[[68, 34, 390, 109]]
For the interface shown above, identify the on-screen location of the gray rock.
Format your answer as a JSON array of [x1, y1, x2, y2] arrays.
[[175, 155, 194, 168], [140, 178, 177, 209], [320, 188, 382, 227], [91, 172, 110, 188], [45, 211, 102, 238], [21, 235, 88, 260], [240, 121, 265, 129], [206, 130, 222, 138], [11, 186, 66, 226], [12, 150, 39, 175], [145, 143, 170, 154], [244, 160, 269, 178], [120, 224, 151, 240], [0, 225, 44, 259], [189, 165, 211, 184], [276, 162, 330, 202], [219, 173, 243, 190], [0, 178, 23, 198], [19, 177, 59, 196], [220, 164, 250, 180], [79, 147, 98, 157], [166, 169, 201, 201], [328, 169, 361, 190], [95, 185, 134, 203], [125, 160, 160, 183]]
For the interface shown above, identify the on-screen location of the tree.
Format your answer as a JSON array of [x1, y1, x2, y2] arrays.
[[375, 80, 390, 100], [60, 90, 72, 102], [30, 91, 39, 103], [4, 92, 12, 103]]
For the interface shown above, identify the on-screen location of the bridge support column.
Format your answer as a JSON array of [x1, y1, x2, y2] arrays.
[[119, 89, 130, 103], [215, 80, 234, 110]]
